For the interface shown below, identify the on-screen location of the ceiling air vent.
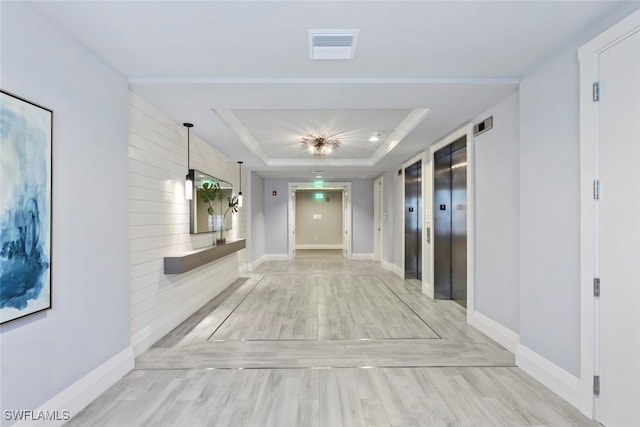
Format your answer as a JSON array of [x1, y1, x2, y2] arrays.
[[309, 29, 359, 60]]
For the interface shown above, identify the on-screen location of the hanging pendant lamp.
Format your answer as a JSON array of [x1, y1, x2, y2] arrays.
[[184, 123, 194, 200], [237, 161, 244, 208]]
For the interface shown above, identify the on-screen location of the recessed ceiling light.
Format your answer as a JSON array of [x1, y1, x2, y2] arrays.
[[369, 132, 381, 142]]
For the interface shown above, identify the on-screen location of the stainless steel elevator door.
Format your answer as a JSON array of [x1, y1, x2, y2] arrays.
[[434, 151, 452, 299], [433, 137, 467, 307], [450, 146, 467, 307], [404, 161, 422, 280]]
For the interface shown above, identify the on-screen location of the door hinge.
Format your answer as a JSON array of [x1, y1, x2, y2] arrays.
[[593, 375, 600, 396], [594, 180, 600, 200], [594, 278, 600, 297], [593, 82, 600, 102]]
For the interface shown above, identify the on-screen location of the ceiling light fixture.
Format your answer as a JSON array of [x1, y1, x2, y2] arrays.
[[301, 133, 340, 157], [237, 161, 243, 208], [184, 122, 194, 200], [369, 132, 381, 142]]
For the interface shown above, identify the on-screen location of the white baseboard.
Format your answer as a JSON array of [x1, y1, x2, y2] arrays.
[[392, 264, 404, 278], [295, 244, 343, 250], [516, 344, 583, 411], [263, 253, 289, 261], [237, 250, 247, 274], [13, 347, 134, 427], [131, 258, 239, 355], [247, 255, 265, 272], [131, 275, 234, 355], [470, 311, 519, 353], [352, 253, 374, 260], [421, 281, 434, 299], [381, 260, 393, 271]]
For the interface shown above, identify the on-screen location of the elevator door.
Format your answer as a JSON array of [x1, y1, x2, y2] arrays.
[[434, 137, 467, 307], [404, 161, 422, 280]]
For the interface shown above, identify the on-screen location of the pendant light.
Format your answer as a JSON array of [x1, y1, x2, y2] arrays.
[[184, 123, 194, 200], [237, 161, 244, 207]]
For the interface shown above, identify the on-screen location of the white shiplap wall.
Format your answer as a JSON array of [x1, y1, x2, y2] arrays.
[[129, 93, 247, 356]]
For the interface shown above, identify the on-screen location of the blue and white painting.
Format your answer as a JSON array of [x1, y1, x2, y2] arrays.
[[0, 91, 52, 324]]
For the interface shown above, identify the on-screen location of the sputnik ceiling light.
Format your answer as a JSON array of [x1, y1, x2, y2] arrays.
[[301, 133, 340, 157], [184, 122, 194, 200], [237, 161, 243, 208]]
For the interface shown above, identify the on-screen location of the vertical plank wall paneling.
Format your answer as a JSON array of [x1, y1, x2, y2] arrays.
[[128, 93, 246, 356]]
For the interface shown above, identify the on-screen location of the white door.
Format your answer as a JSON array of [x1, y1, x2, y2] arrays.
[[597, 29, 640, 427], [343, 188, 350, 259], [289, 188, 296, 259], [373, 177, 383, 261]]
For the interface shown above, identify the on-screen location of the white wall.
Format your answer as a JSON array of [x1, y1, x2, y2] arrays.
[[263, 179, 374, 256], [351, 179, 374, 255], [264, 180, 290, 255], [0, 3, 130, 424], [381, 170, 396, 267], [248, 171, 265, 265], [518, 2, 640, 380], [128, 93, 246, 356], [519, 48, 583, 378], [474, 93, 520, 333], [295, 190, 343, 246], [393, 167, 404, 270]]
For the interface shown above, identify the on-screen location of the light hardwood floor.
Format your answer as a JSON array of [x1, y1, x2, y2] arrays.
[[295, 249, 344, 259], [66, 260, 598, 426]]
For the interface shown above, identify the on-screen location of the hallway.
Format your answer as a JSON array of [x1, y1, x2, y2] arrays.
[[67, 260, 597, 426]]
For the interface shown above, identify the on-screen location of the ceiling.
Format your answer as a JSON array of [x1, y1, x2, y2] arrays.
[[28, 0, 632, 180]]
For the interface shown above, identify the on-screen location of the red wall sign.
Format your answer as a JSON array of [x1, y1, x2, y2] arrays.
[[272, 190, 277, 196]]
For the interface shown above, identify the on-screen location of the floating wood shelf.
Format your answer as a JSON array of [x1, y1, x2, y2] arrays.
[[164, 239, 246, 274]]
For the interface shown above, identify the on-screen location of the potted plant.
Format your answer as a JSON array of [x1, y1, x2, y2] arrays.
[[198, 182, 238, 245]]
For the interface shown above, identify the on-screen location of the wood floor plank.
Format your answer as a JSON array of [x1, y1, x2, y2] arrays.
[[210, 274, 438, 340], [66, 259, 599, 427]]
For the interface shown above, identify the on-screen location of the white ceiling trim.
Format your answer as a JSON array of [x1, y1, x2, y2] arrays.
[[129, 77, 520, 85], [214, 109, 270, 164], [370, 108, 432, 163], [216, 107, 431, 167], [267, 158, 375, 167]]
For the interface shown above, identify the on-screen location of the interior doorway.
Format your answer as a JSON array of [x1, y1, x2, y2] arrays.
[[404, 161, 422, 280], [433, 136, 467, 307], [288, 182, 352, 260]]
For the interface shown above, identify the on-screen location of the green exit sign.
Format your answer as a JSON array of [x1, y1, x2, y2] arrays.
[[315, 193, 324, 200]]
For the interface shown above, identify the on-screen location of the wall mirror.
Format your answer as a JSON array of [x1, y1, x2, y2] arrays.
[[189, 170, 234, 234]]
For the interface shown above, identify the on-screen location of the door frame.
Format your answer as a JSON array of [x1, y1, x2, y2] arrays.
[[428, 124, 475, 323], [400, 153, 425, 280], [578, 9, 640, 420], [288, 181, 352, 260], [373, 176, 384, 262], [403, 159, 423, 281]]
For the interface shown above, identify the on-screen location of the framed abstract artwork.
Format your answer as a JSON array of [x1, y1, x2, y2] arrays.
[[0, 90, 52, 325]]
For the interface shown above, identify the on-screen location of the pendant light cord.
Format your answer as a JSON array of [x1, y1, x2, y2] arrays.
[[184, 122, 194, 169]]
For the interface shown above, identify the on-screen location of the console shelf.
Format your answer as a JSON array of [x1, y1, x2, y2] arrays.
[[164, 239, 246, 274]]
